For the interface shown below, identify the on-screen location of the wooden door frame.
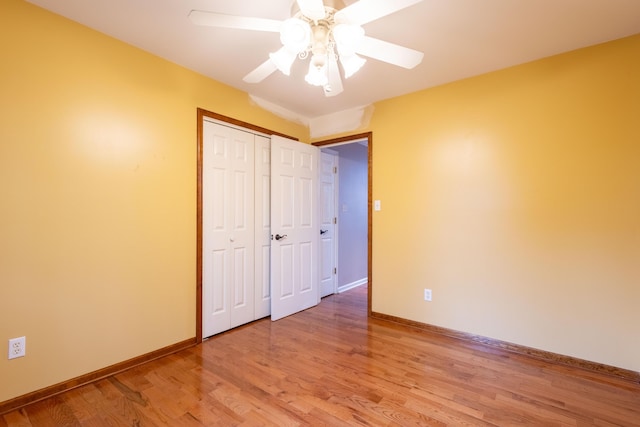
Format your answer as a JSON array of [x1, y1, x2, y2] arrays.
[[196, 108, 298, 343], [312, 132, 373, 318]]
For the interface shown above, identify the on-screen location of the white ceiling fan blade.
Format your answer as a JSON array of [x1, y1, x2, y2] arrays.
[[335, 0, 423, 26], [324, 54, 344, 97], [188, 10, 281, 32], [296, 0, 327, 21], [356, 36, 424, 69], [243, 58, 278, 83]]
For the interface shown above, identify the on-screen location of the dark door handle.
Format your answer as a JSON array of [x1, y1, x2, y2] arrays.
[[320, 229, 328, 235], [275, 234, 287, 241]]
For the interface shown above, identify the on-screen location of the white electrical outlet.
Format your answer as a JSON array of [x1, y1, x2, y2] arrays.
[[424, 289, 432, 302], [8, 336, 26, 359]]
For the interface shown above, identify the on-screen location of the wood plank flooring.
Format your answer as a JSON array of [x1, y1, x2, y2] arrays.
[[2, 285, 639, 426]]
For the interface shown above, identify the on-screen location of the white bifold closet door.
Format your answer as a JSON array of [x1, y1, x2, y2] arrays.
[[202, 120, 270, 337], [202, 121, 319, 337], [254, 136, 272, 319]]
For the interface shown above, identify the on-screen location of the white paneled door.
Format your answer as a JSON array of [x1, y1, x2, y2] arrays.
[[254, 136, 271, 319], [270, 135, 320, 321], [319, 151, 338, 297], [202, 121, 256, 337], [203, 121, 320, 335]]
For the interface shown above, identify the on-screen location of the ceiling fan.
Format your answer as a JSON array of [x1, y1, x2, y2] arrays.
[[189, 0, 425, 97]]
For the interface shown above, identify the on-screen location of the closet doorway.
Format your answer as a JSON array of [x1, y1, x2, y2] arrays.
[[196, 109, 322, 341]]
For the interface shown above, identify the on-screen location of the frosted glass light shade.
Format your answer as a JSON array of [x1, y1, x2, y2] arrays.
[[339, 53, 366, 79], [297, 0, 326, 21], [332, 23, 364, 57], [305, 61, 328, 86], [280, 18, 311, 53]]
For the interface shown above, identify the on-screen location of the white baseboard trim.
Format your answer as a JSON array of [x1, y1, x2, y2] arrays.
[[338, 278, 368, 293]]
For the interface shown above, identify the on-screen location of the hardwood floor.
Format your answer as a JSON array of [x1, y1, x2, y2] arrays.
[[3, 285, 639, 426]]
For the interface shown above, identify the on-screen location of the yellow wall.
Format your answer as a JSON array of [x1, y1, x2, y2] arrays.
[[0, 0, 307, 402], [369, 33, 640, 371]]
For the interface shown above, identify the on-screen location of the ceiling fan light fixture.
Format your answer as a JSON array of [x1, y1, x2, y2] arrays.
[[269, 48, 297, 75], [191, 0, 426, 96], [339, 53, 366, 79], [279, 18, 311, 53]]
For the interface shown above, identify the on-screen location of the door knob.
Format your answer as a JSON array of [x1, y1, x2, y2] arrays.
[[275, 234, 287, 241], [320, 229, 328, 235]]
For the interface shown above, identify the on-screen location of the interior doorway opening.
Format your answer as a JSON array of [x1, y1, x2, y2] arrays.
[[313, 132, 372, 316]]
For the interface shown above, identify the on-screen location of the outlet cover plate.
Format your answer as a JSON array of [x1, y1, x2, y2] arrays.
[[8, 336, 26, 359]]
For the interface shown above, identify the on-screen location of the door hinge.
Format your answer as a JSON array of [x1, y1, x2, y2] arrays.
[[333, 217, 337, 224], [333, 267, 337, 275], [333, 166, 337, 174]]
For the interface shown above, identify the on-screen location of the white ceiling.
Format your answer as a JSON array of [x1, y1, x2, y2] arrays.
[[26, 0, 640, 120]]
